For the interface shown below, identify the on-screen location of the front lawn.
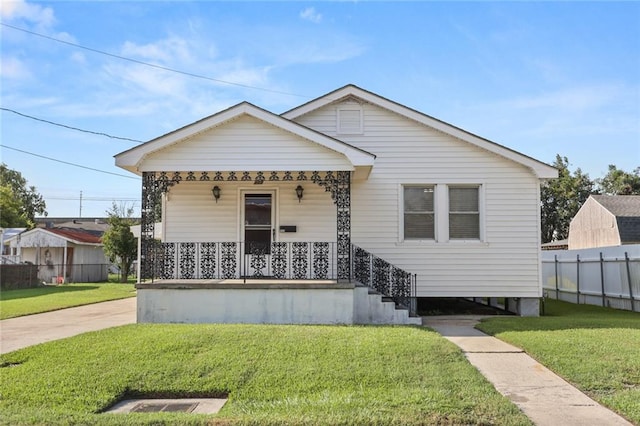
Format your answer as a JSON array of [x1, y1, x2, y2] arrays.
[[0, 324, 532, 425], [0, 283, 136, 319], [477, 300, 640, 425]]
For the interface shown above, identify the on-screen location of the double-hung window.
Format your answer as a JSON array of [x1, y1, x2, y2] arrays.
[[403, 186, 435, 239], [448, 186, 480, 239]]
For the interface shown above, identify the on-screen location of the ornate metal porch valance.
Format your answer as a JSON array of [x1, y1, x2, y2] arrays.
[[153, 170, 346, 200]]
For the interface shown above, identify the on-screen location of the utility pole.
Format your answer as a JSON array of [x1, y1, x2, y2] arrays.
[[79, 191, 83, 218]]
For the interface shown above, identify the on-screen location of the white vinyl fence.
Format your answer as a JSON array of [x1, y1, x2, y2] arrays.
[[541, 245, 640, 312]]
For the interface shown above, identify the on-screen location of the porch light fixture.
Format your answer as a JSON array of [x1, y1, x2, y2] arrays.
[[295, 185, 304, 203], [212, 186, 221, 203]]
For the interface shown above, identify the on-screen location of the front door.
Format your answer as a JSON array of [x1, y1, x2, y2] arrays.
[[243, 192, 275, 277]]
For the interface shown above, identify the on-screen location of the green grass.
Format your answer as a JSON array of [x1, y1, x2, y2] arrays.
[[0, 283, 136, 319], [477, 299, 640, 425], [0, 324, 532, 425]]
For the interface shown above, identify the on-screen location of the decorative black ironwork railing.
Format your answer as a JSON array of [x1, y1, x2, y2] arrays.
[[351, 244, 416, 312], [147, 241, 337, 281]]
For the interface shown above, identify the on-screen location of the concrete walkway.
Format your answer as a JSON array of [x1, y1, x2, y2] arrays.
[[0, 297, 136, 354], [423, 316, 633, 426]]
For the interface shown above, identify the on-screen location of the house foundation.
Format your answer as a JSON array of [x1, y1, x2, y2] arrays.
[[136, 281, 420, 325], [505, 297, 540, 317]]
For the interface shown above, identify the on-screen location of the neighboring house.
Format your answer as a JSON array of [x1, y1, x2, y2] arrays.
[[6, 227, 108, 283], [568, 195, 640, 250], [1, 228, 26, 262], [115, 84, 557, 324]]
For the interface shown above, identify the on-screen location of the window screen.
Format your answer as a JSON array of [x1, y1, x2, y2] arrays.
[[449, 186, 480, 239], [404, 186, 434, 239]]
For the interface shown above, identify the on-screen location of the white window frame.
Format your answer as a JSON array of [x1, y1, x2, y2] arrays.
[[446, 184, 484, 242], [402, 185, 436, 241], [399, 183, 485, 244]]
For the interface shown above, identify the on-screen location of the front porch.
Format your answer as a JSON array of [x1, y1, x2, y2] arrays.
[[134, 167, 417, 323]]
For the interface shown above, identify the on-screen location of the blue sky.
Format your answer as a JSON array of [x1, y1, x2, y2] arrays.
[[1, 1, 639, 218]]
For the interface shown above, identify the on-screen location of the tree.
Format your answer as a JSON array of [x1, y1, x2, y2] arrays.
[[540, 155, 594, 243], [595, 165, 640, 195], [0, 163, 47, 228], [102, 203, 137, 283]]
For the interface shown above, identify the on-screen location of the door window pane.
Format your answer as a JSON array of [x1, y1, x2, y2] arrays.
[[245, 194, 272, 254], [245, 195, 271, 226]]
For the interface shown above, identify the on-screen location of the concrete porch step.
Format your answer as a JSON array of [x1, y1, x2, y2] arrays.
[[354, 286, 419, 325]]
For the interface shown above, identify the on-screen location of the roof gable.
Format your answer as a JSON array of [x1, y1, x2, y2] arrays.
[[115, 102, 375, 175], [282, 84, 557, 179]]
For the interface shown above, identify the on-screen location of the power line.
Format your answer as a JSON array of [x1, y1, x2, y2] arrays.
[[1, 108, 144, 143], [0, 144, 140, 180], [46, 196, 139, 201], [0, 22, 312, 99]]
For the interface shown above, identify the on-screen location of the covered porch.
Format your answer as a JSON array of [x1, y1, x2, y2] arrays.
[[138, 169, 353, 282], [132, 168, 417, 323]]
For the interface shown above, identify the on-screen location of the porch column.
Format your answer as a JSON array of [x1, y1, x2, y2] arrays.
[[336, 171, 351, 282], [62, 241, 68, 282], [140, 172, 158, 282]]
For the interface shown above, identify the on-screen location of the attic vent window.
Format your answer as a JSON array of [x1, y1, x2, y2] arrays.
[[337, 106, 363, 134]]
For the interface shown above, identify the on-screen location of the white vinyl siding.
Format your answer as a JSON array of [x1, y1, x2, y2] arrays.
[[163, 180, 336, 244], [141, 115, 353, 172], [295, 100, 543, 298], [449, 186, 480, 240]]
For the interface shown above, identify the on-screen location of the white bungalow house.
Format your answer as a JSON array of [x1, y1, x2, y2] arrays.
[[6, 227, 108, 283], [115, 85, 557, 324]]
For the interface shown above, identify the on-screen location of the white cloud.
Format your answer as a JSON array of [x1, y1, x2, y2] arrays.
[[0, 56, 32, 80], [507, 85, 626, 111], [300, 7, 322, 23], [121, 36, 193, 64], [70, 52, 86, 65], [0, 0, 56, 28], [104, 62, 188, 98]]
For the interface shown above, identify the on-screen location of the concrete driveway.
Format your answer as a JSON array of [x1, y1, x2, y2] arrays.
[[0, 297, 136, 354]]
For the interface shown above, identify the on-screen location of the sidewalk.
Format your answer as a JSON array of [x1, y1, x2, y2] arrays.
[[423, 316, 633, 426], [0, 297, 136, 354]]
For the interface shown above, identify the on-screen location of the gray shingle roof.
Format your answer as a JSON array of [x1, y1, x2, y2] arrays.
[[592, 195, 640, 243], [592, 195, 640, 217]]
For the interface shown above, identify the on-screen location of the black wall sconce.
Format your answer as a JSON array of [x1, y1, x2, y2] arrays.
[[212, 186, 221, 203], [295, 185, 304, 203]]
